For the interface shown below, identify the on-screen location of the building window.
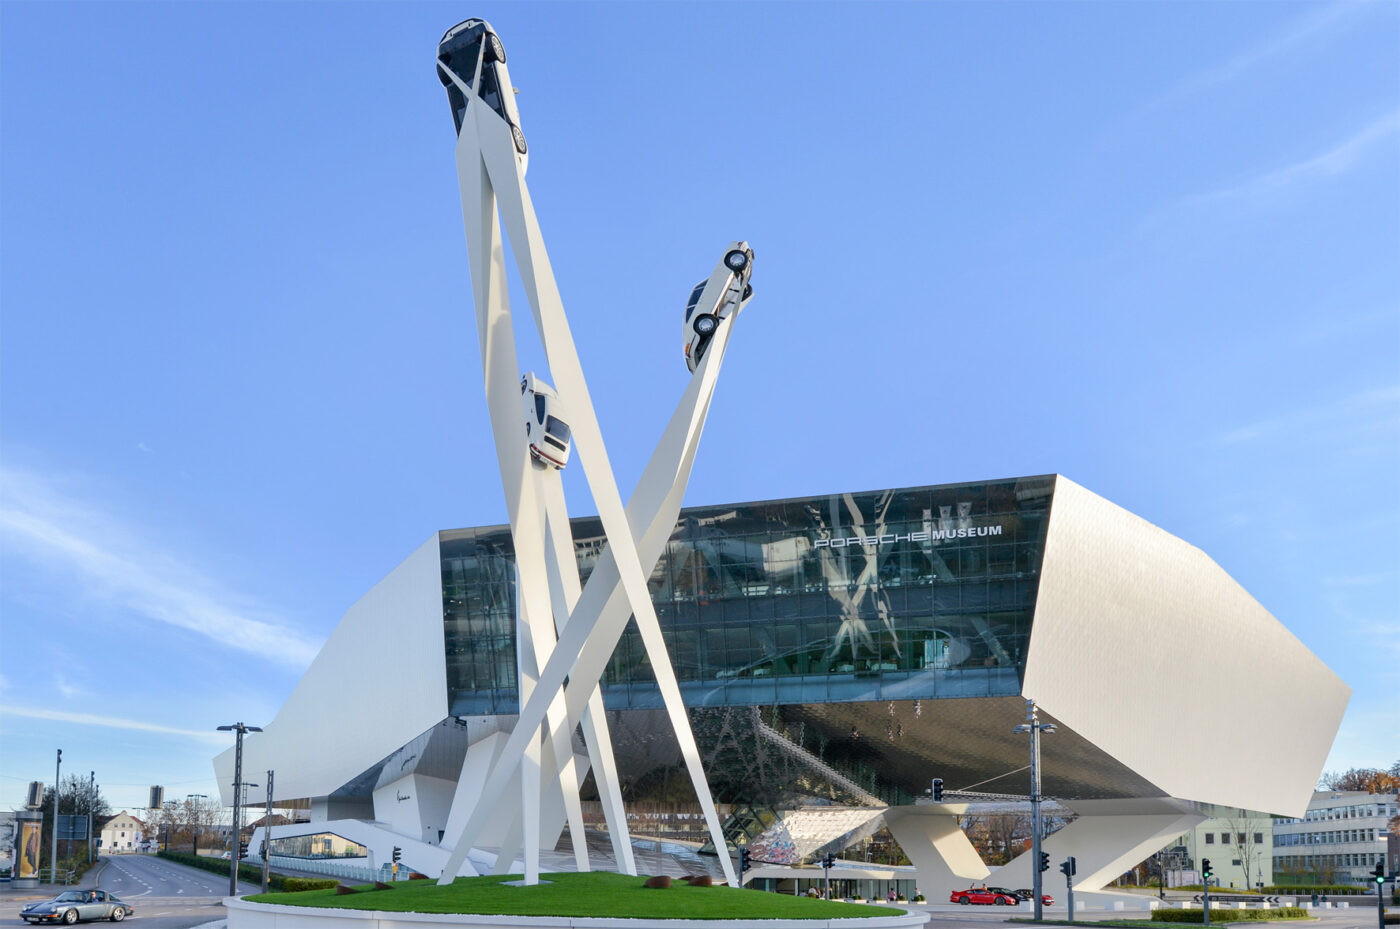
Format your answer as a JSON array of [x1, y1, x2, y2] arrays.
[[1237, 833, 1245, 844], [1206, 833, 1215, 844], [1254, 833, 1263, 844]]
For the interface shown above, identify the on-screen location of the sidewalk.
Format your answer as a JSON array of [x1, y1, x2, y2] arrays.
[[0, 858, 107, 900]]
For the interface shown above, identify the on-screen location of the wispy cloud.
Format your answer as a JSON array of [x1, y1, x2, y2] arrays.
[[1217, 384, 1400, 446], [1187, 109, 1400, 207], [1148, 3, 1370, 110], [0, 466, 319, 668], [0, 705, 229, 744]]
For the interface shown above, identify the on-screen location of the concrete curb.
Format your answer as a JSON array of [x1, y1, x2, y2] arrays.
[[225, 897, 925, 929]]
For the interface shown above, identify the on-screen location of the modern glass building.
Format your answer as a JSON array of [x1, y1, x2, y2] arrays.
[[218, 472, 1349, 893], [442, 475, 1050, 715], [439, 476, 1053, 808]]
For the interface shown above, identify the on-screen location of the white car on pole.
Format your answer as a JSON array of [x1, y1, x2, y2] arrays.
[[437, 19, 528, 172], [684, 241, 754, 373], [521, 372, 572, 469]]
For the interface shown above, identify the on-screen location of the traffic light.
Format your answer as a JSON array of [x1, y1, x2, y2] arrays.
[[822, 853, 835, 870], [259, 840, 267, 859], [932, 777, 944, 802], [1060, 856, 1077, 878], [1039, 852, 1050, 873], [1374, 862, 1386, 885], [737, 847, 751, 873], [1201, 858, 1213, 881], [392, 846, 402, 864]]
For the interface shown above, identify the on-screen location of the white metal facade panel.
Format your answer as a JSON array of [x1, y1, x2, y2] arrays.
[[214, 535, 449, 805], [1024, 476, 1349, 816]]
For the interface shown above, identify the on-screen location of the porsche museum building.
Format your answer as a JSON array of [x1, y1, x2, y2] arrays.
[[216, 474, 1348, 895]]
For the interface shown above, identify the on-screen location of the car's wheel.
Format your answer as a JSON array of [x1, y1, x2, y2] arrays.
[[112, 908, 126, 922], [63, 910, 79, 925], [994, 896, 1008, 905], [692, 313, 718, 336], [958, 896, 970, 905], [723, 249, 749, 272], [742, 283, 753, 301], [510, 123, 527, 154], [484, 33, 506, 64]]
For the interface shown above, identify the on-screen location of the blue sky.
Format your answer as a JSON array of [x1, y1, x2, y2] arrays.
[[1, 1, 1396, 814]]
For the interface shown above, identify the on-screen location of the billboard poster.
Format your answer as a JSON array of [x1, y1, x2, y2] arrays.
[[18, 820, 41, 879], [0, 812, 15, 878]]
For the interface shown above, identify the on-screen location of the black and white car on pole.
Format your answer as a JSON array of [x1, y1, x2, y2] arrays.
[[684, 241, 754, 373]]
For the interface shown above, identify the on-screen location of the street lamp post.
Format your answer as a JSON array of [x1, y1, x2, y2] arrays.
[[217, 723, 262, 896], [1014, 699, 1057, 922], [51, 749, 61, 884]]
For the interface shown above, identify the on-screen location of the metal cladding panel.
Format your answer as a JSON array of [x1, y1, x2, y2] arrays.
[[213, 535, 449, 805], [1024, 476, 1349, 816]]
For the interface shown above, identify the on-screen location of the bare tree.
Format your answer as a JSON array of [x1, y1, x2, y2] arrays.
[[1225, 815, 1266, 890]]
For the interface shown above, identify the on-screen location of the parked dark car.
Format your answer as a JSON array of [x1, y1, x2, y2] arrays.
[[20, 889, 134, 923]]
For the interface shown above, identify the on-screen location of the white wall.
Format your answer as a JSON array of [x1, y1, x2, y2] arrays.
[[1023, 477, 1350, 817], [214, 535, 449, 806], [373, 774, 457, 845]]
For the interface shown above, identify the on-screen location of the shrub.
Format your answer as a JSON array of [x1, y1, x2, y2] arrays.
[[282, 878, 338, 892], [1151, 908, 1307, 923], [914, 894, 926, 902]]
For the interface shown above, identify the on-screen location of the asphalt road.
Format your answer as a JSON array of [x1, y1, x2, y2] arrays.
[[0, 853, 257, 928]]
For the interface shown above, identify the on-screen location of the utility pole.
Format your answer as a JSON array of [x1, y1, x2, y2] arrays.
[[51, 749, 61, 884], [261, 770, 274, 894], [217, 722, 262, 896], [88, 772, 96, 864], [1014, 699, 1057, 922]]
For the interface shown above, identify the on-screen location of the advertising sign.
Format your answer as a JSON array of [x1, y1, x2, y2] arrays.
[[17, 820, 41, 879]]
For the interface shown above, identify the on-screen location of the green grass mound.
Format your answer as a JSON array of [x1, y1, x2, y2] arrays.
[[247, 870, 901, 920]]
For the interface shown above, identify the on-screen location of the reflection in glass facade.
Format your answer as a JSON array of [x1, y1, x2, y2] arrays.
[[442, 476, 1053, 718], [268, 832, 368, 859]]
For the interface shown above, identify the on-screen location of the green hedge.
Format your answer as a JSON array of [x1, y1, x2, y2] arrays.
[[1151, 907, 1308, 922], [283, 877, 339, 892], [156, 850, 313, 892]]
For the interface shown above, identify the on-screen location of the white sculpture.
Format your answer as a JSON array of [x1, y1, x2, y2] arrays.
[[435, 18, 746, 887]]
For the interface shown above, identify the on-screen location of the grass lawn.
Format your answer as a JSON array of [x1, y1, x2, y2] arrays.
[[245, 871, 902, 920]]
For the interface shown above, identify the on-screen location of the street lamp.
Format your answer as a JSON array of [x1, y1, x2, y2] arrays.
[[217, 723, 262, 896], [1014, 699, 1057, 922]]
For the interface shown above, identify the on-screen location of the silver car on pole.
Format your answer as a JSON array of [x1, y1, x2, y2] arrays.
[[683, 241, 754, 373]]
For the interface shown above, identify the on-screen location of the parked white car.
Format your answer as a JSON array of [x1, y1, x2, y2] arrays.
[[437, 19, 528, 172], [684, 241, 754, 373], [521, 372, 571, 469]]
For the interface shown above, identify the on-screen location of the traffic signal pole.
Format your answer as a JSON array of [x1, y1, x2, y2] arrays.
[[1202, 859, 1211, 926], [1373, 863, 1386, 929]]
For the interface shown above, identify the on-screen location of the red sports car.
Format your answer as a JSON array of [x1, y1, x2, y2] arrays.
[[950, 886, 1020, 905]]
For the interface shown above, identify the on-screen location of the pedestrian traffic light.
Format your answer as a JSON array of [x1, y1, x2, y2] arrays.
[[392, 846, 402, 864], [932, 777, 944, 802], [1039, 852, 1050, 872], [1201, 858, 1212, 881], [1374, 862, 1386, 885], [737, 847, 751, 873]]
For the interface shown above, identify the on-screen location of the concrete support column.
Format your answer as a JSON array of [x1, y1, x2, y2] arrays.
[[883, 804, 990, 899], [991, 799, 1207, 893]]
